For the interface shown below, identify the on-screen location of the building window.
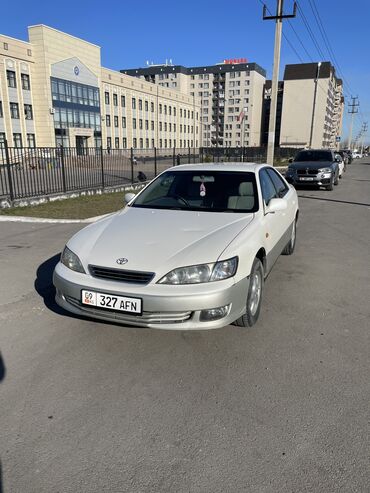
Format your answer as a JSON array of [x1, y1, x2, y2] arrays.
[[139, 99, 142, 110], [174, 123, 176, 132], [140, 138, 143, 148], [106, 115, 111, 127], [145, 100, 148, 112], [174, 107, 176, 116], [27, 49, 32, 56], [115, 137, 119, 148], [169, 106, 172, 116], [180, 109, 182, 117], [169, 123, 172, 132], [114, 116, 118, 127], [133, 118, 137, 129], [123, 137, 127, 148], [7, 70, 16, 88], [0, 101, 3, 118], [24, 104, 33, 120], [133, 138, 137, 148], [121, 95, 126, 107], [10, 102, 19, 119], [159, 104, 162, 114], [164, 122, 167, 131], [13, 133, 22, 148], [27, 133, 36, 147], [107, 137, 111, 148], [159, 122, 162, 131], [4, 42, 8, 50], [0, 133, 5, 148], [105, 92, 110, 105], [113, 93, 118, 106], [160, 139, 162, 147], [122, 116, 126, 128], [139, 119, 143, 129], [21, 73, 30, 90], [132, 98, 136, 109], [146, 138, 149, 148], [164, 105, 167, 115], [145, 120, 149, 130], [151, 121, 154, 131], [151, 102, 154, 112], [151, 138, 155, 147]]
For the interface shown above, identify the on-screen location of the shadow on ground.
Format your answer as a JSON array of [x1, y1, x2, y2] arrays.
[[34, 253, 85, 323]]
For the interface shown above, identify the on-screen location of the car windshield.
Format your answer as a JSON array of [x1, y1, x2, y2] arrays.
[[294, 151, 332, 162], [131, 170, 259, 212]]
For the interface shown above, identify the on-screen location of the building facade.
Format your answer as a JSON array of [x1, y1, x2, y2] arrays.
[[0, 25, 201, 150], [279, 62, 344, 149], [122, 61, 266, 148]]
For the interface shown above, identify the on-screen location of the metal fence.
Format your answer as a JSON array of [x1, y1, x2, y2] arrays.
[[0, 144, 298, 202]]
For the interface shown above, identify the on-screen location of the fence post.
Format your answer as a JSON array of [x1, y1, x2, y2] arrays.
[[100, 146, 105, 189], [173, 146, 176, 166], [154, 147, 157, 176], [60, 145, 67, 192], [130, 147, 134, 184], [188, 146, 191, 163], [4, 139, 14, 202]]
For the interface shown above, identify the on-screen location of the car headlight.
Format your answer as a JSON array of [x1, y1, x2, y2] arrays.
[[61, 246, 85, 273], [158, 257, 238, 285], [318, 168, 332, 173]]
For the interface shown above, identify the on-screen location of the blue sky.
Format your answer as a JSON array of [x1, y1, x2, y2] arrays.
[[1, 0, 369, 140]]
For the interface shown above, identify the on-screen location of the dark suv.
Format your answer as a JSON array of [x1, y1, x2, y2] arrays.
[[285, 149, 340, 191]]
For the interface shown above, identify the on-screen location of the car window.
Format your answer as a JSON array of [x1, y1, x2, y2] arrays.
[[132, 170, 259, 213], [266, 168, 289, 197], [259, 169, 278, 206], [294, 150, 332, 162]]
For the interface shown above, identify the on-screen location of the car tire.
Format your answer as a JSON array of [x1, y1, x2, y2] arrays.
[[282, 218, 297, 255], [233, 258, 264, 328], [326, 176, 334, 191], [334, 172, 339, 185]]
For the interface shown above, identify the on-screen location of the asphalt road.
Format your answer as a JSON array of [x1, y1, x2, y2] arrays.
[[0, 160, 369, 493]]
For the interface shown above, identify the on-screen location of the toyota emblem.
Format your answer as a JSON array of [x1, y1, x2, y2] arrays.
[[116, 258, 128, 265]]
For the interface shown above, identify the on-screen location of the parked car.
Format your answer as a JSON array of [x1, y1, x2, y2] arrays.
[[53, 163, 299, 330], [342, 149, 353, 164], [337, 150, 349, 170], [285, 149, 340, 191], [352, 151, 362, 159], [334, 153, 345, 177]]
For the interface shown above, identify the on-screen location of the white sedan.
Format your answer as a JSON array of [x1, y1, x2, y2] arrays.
[[53, 164, 299, 330]]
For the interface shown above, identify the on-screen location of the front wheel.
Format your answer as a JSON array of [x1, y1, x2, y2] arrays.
[[282, 219, 297, 255], [326, 175, 334, 191], [233, 258, 264, 328]]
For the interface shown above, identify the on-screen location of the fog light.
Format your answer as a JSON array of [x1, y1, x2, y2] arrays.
[[199, 304, 230, 322]]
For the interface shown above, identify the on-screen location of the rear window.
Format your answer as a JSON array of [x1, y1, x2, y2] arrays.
[[294, 150, 332, 162]]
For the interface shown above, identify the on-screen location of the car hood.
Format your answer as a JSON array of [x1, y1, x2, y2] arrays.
[[290, 161, 334, 170], [68, 207, 254, 277]]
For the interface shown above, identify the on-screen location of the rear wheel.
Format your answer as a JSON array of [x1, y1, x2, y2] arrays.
[[233, 258, 264, 328]]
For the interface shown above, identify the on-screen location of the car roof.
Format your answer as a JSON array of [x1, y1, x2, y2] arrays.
[[162, 162, 270, 173]]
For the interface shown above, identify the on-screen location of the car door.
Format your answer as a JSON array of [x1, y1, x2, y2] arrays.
[[259, 168, 287, 273]]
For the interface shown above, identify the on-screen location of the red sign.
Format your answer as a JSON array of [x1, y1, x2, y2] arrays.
[[223, 58, 247, 64]]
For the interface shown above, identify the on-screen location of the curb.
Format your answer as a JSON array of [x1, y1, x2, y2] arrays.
[[0, 212, 112, 224]]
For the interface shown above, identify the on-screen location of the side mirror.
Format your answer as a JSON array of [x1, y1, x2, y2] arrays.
[[124, 192, 135, 204], [266, 198, 287, 214]]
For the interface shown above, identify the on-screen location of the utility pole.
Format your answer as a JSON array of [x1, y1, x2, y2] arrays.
[[360, 122, 368, 155], [347, 96, 359, 150], [309, 62, 321, 148], [263, 0, 297, 165]]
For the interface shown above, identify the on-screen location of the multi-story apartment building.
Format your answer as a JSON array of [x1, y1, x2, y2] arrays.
[[0, 25, 201, 151], [122, 61, 266, 148], [279, 62, 344, 149]]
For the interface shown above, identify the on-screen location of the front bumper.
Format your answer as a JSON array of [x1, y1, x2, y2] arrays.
[[286, 171, 332, 186], [53, 262, 249, 330]]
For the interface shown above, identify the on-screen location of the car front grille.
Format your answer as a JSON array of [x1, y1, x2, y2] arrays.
[[65, 296, 192, 326], [297, 169, 318, 175], [89, 265, 155, 285]]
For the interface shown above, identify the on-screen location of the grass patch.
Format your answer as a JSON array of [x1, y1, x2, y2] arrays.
[[0, 190, 138, 219]]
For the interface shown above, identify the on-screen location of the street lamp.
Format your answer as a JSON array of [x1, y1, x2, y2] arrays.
[[309, 61, 321, 148]]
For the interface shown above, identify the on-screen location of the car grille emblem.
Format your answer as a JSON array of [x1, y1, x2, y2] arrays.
[[116, 258, 128, 265]]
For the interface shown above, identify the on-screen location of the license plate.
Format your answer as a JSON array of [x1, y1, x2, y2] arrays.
[[81, 290, 142, 314], [299, 177, 315, 181]]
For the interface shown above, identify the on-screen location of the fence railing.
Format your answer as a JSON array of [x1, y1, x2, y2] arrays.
[[0, 144, 298, 202]]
